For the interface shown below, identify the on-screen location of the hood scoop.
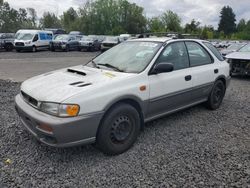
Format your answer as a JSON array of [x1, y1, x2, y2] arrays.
[[67, 69, 86, 76], [69, 81, 92, 87]]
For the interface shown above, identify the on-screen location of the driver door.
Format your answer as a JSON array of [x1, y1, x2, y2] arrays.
[[147, 42, 193, 119]]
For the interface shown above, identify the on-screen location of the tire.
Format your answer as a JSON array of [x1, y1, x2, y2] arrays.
[[206, 80, 226, 110], [32, 46, 37, 52], [96, 103, 141, 155], [65, 45, 69, 52], [5, 44, 13, 51], [16, 49, 21, 52]]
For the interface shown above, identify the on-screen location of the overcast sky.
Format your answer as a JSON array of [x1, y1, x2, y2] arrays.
[[6, 0, 250, 27]]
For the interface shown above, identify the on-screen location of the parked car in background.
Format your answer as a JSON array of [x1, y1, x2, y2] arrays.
[[218, 41, 230, 48], [94, 35, 105, 43], [101, 36, 120, 52], [119, 34, 131, 41], [221, 43, 247, 56], [14, 30, 53, 52], [45, 28, 66, 35], [69, 31, 84, 35], [211, 41, 220, 48], [0, 33, 15, 51], [79, 36, 101, 51], [50, 34, 80, 52], [15, 38, 230, 155], [226, 43, 250, 76]]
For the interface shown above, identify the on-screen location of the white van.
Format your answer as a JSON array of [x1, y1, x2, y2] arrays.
[[14, 30, 53, 52], [119, 34, 131, 42]]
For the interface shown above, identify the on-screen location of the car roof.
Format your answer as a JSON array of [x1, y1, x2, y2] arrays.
[[128, 37, 208, 44], [130, 37, 172, 43]]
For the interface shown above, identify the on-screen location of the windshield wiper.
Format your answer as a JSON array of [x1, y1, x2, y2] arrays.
[[97, 63, 124, 72]]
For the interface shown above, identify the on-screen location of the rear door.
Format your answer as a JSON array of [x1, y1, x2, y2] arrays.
[[185, 41, 216, 101], [147, 41, 193, 119]]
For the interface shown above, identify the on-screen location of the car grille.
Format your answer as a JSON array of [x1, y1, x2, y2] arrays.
[[15, 42, 24, 46], [21, 91, 39, 108], [53, 42, 62, 47]]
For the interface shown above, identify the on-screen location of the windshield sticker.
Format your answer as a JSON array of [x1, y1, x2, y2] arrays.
[[139, 42, 158, 48], [104, 72, 116, 78]]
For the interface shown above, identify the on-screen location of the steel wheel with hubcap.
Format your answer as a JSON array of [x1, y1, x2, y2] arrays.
[[206, 80, 226, 110], [96, 103, 141, 155]]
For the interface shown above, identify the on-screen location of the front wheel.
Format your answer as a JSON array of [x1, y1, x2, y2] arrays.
[[5, 44, 13, 51], [96, 103, 141, 155], [65, 45, 69, 52], [206, 80, 226, 110], [32, 46, 37, 52]]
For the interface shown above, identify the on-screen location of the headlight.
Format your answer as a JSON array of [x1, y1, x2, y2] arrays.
[[227, 59, 232, 64], [25, 41, 31, 44], [40, 102, 80, 117]]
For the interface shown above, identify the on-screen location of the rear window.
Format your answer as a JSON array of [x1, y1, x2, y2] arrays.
[[203, 42, 224, 61]]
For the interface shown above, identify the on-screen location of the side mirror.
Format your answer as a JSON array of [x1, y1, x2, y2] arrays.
[[151, 62, 174, 74]]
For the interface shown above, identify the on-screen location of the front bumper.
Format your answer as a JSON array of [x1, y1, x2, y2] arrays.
[[15, 46, 33, 51], [79, 45, 91, 50], [226, 76, 231, 88], [15, 94, 104, 147], [51, 43, 67, 50]]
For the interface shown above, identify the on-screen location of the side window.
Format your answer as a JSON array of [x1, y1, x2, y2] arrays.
[[185, 42, 212, 66], [39, 33, 46, 40], [203, 42, 224, 61], [155, 42, 189, 70], [47, 33, 53, 40], [33, 34, 39, 42]]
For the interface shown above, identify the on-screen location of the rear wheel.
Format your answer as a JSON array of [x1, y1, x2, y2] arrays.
[[206, 80, 226, 110], [96, 103, 141, 155]]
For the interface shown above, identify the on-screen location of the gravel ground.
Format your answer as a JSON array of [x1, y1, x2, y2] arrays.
[[0, 50, 98, 59], [0, 78, 249, 188]]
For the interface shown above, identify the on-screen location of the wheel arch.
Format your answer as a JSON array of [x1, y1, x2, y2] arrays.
[[100, 96, 146, 132], [215, 75, 226, 86]]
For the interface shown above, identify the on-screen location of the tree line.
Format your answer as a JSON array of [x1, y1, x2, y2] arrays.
[[1, 0, 250, 39]]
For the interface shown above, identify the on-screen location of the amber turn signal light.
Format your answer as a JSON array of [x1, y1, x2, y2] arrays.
[[38, 124, 53, 133]]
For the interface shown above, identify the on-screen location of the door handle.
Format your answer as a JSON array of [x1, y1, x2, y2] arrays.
[[214, 69, 219, 74], [185, 75, 192, 81]]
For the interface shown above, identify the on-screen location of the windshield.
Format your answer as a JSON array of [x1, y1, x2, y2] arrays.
[[105, 37, 118, 42], [228, 43, 245, 50], [238, 43, 250, 52], [54, 35, 69, 41], [15, 33, 34, 40], [81, 37, 93, 41], [91, 41, 162, 73]]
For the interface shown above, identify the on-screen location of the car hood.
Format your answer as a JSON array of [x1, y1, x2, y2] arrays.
[[14, 39, 28, 43], [226, 52, 250, 60], [102, 41, 117, 44], [21, 65, 134, 103], [52, 40, 68, 43], [80, 40, 94, 43]]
